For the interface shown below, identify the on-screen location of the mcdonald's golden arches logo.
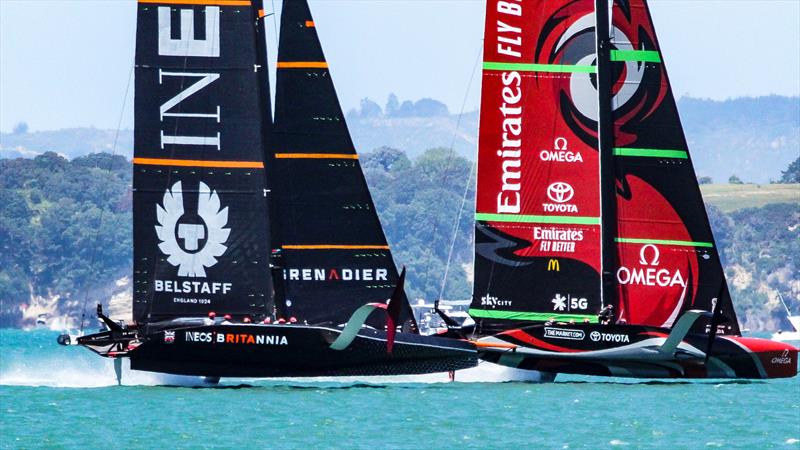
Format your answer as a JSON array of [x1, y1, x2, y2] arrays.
[[547, 259, 560, 271]]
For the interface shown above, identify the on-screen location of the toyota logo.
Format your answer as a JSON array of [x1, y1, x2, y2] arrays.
[[590, 331, 601, 342], [547, 182, 574, 203]]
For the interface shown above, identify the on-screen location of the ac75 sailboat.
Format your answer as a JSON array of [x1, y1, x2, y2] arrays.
[[64, 0, 476, 380], [467, 0, 798, 379]]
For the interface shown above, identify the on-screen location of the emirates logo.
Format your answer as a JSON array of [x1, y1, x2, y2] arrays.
[[547, 182, 575, 203]]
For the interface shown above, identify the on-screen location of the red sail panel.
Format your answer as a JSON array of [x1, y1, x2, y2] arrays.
[[471, 0, 603, 330], [608, 0, 739, 334]]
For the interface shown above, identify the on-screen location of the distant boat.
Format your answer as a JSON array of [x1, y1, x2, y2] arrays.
[[772, 294, 800, 342], [61, 0, 476, 380], [461, 0, 797, 379]]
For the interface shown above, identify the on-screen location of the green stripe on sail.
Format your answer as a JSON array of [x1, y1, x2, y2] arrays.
[[476, 213, 600, 225], [610, 49, 662, 63], [483, 62, 596, 73], [615, 237, 713, 248], [613, 147, 688, 159], [469, 309, 599, 323]]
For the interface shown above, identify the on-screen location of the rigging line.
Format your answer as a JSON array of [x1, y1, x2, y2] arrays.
[[437, 160, 475, 304], [270, 0, 279, 46], [423, 42, 482, 302], [78, 62, 135, 333]]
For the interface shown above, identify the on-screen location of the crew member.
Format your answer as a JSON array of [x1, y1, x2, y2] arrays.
[[598, 305, 614, 325]]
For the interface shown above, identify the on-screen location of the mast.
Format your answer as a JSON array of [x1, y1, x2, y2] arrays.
[[253, 0, 278, 318], [595, 0, 618, 312]]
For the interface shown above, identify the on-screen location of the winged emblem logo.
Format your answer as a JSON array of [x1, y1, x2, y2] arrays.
[[155, 181, 230, 277]]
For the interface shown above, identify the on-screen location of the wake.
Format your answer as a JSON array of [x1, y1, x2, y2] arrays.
[[0, 356, 206, 388]]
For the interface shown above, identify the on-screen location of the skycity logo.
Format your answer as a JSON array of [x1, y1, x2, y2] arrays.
[[616, 244, 686, 288], [480, 294, 512, 308], [155, 181, 230, 278], [543, 182, 577, 213]]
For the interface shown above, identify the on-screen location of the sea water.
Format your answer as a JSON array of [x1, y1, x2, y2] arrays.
[[1, 329, 798, 449]]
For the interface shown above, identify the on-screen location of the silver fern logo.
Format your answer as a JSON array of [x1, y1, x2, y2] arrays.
[[155, 181, 230, 277]]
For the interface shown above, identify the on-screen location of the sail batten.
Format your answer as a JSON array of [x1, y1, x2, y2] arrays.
[[483, 62, 597, 73]]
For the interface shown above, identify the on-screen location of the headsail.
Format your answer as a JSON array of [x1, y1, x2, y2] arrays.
[[133, 0, 272, 322], [269, 0, 416, 329], [471, 0, 603, 333], [606, 0, 739, 333]]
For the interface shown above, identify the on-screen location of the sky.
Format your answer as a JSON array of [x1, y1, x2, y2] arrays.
[[1, 0, 799, 133]]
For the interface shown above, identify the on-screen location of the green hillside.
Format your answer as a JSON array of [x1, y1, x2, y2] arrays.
[[701, 183, 800, 212], [1, 151, 798, 331]]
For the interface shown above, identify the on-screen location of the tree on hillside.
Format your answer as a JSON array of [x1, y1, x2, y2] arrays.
[[779, 156, 799, 183], [697, 176, 713, 185], [385, 93, 400, 117], [728, 175, 744, 184], [12, 122, 28, 134]]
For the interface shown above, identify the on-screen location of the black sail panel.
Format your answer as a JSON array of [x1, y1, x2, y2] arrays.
[[607, 0, 739, 334], [271, 0, 415, 328], [133, 0, 271, 322]]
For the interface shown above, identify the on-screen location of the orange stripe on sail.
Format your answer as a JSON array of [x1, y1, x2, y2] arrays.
[[305, 21, 315, 27], [133, 158, 264, 169], [282, 245, 389, 250], [138, 0, 252, 5], [276, 61, 328, 69], [274, 153, 358, 160]]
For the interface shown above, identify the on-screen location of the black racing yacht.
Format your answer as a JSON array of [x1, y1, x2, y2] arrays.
[[62, 0, 476, 379]]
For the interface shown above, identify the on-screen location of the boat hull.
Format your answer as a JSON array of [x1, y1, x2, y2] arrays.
[[477, 323, 798, 379], [85, 324, 477, 378]]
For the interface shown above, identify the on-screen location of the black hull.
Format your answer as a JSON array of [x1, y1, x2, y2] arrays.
[[477, 323, 798, 379], [82, 324, 477, 378]]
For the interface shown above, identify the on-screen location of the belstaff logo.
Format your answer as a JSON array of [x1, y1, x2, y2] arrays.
[[547, 259, 560, 272], [156, 181, 230, 277]]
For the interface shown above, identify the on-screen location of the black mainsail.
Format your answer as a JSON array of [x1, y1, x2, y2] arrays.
[[467, 0, 796, 379], [270, 0, 416, 329], [133, 0, 272, 322]]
